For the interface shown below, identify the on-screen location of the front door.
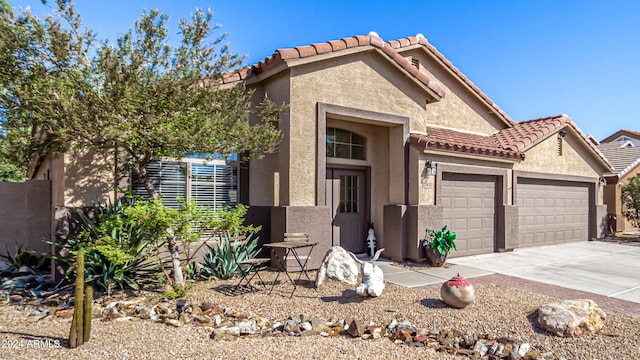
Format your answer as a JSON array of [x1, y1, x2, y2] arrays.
[[326, 168, 368, 253]]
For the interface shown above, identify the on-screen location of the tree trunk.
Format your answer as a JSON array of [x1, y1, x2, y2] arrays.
[[166, 230, 185, 290], [133, 162, 185, 290]]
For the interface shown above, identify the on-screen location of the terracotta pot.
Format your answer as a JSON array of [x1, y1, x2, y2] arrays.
[[425, 247, 448, 267], [440, 273, 475, 309]]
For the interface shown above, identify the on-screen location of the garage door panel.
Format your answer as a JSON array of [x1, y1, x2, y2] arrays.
[[517, 179, 589, 246], [442, 173, 496, 257]]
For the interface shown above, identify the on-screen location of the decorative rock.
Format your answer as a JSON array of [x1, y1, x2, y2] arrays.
[[192, 315, 211, 324], [200, 301, 214, 312], [440, 273, 475, 309], [212, 326, 240, 341], [315, 246, 360, 287], [537, 299, 606, 337], [179, 312, 191, 324], [517, 343, 530, 356], [347, 319, 365, 337], [237, 319, 257, 334], [473, 341, 488, 356], [300, 321, 312, 331], [166, 319, 183, 327], [386, 319, 398, 330], [138, 307, 155, 320]]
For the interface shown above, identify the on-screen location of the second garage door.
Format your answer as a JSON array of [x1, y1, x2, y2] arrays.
[[517, 178, 589, 246], [441, 173, 497, 257]]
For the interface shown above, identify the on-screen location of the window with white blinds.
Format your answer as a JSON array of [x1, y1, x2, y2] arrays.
[[131, 158, 238, 210]]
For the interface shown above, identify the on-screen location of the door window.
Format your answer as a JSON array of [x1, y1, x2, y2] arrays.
[[339, 175, 359, 213]]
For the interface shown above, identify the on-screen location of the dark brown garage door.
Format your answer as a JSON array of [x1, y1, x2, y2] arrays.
[[517, 178, 589, 246], [441, 173, 497, 257]]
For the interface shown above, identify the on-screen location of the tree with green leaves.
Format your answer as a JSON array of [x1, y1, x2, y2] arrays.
[[0, 1, 283, 289], [621, 175, 640, 228]]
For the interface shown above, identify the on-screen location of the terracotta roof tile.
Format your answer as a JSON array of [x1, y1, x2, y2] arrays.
[[223, 32, 451, 99], [277, 48, 299, 60], [295, 45, 316, 58], [398, 38, 411, 47], [410, 128, 524, 161], [387, 39, 401, 48], [494, 115, 612, 169], [354, 35, 370, 46], [343, 37, 359, 48], [328, 39, 347, 51], [221, 32, 516, 126], [312, 42, 333, 55], [410, 115, 613, 169]]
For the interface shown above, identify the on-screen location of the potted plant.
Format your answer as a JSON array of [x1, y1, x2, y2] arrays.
[[424, 225, 457, 267]]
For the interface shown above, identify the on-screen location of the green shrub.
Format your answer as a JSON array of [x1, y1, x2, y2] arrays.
[[52, 198, 165, 292]]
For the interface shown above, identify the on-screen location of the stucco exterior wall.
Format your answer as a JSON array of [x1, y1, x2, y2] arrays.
[[513, 134, 602, 178], [415, 151, 514, 205], [248, 73, 290, 207], [400, 48, 507, 135], [286, 52, 429, 205], [63, 147, 117, 207], [267, 48, 520, 206]]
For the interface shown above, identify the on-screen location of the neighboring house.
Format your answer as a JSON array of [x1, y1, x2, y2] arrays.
[[601, 129, 640, 146], [37, 32, 613, 267], [598, 136, 640, 233]]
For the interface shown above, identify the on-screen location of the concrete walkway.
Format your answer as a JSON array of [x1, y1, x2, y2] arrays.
[[378, 241, 640, 304]]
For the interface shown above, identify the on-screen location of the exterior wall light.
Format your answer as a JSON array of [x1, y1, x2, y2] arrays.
[[425, 160, 437, 176], [558, 130, 568, 138]]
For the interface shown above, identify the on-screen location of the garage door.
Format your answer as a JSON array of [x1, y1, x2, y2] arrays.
[[517, 178, 589, 246], [441, 173, 496, 257]]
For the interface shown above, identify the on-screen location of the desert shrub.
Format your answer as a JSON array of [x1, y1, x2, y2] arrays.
[[52, 198, 164, 293]]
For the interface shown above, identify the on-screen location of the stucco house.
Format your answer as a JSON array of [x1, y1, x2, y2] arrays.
[[37, 32, 613, 268], [598, 136, 640, 234]]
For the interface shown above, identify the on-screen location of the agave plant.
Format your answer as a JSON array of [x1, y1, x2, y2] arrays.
[[197, 231, 262, 280], [1, 243, 48, 271], [50, 198, 166, 292]]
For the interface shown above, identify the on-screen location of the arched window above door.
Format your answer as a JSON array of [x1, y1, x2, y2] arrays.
[[326, 127, 366, 160]]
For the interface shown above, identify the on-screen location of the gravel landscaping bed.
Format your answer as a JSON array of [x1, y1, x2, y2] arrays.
[[0, 269, 638, 359]]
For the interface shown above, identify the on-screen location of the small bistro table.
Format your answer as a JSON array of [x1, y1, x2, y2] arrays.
[[263, 241, 318, 298]]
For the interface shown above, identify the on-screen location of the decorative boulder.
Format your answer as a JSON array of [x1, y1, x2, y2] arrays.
[[315, 246, 360, 287], [537, 299, 606, 337], [440, 273, 475, 308]]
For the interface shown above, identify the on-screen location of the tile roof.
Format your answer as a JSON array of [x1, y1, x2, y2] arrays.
[[598, 146, 640, 177], [222, 32, 513, 126], [597, 141, 634, 151], [409, 127, 524, 161], [411, 115, 613, 169], [601, 129, 640, 143]]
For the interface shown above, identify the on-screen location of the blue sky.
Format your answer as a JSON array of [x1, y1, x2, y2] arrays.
[[8, 0, 640, 140]]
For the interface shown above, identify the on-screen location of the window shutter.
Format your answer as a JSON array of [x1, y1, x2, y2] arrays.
[[191, 162, 238, 211], [132, 160, 187, 209]]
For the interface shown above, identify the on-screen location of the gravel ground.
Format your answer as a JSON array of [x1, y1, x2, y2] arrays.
[[0, 269, 638, 360]]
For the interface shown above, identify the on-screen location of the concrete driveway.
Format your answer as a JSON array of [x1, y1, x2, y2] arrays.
[[379, 241, 640, 304]]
